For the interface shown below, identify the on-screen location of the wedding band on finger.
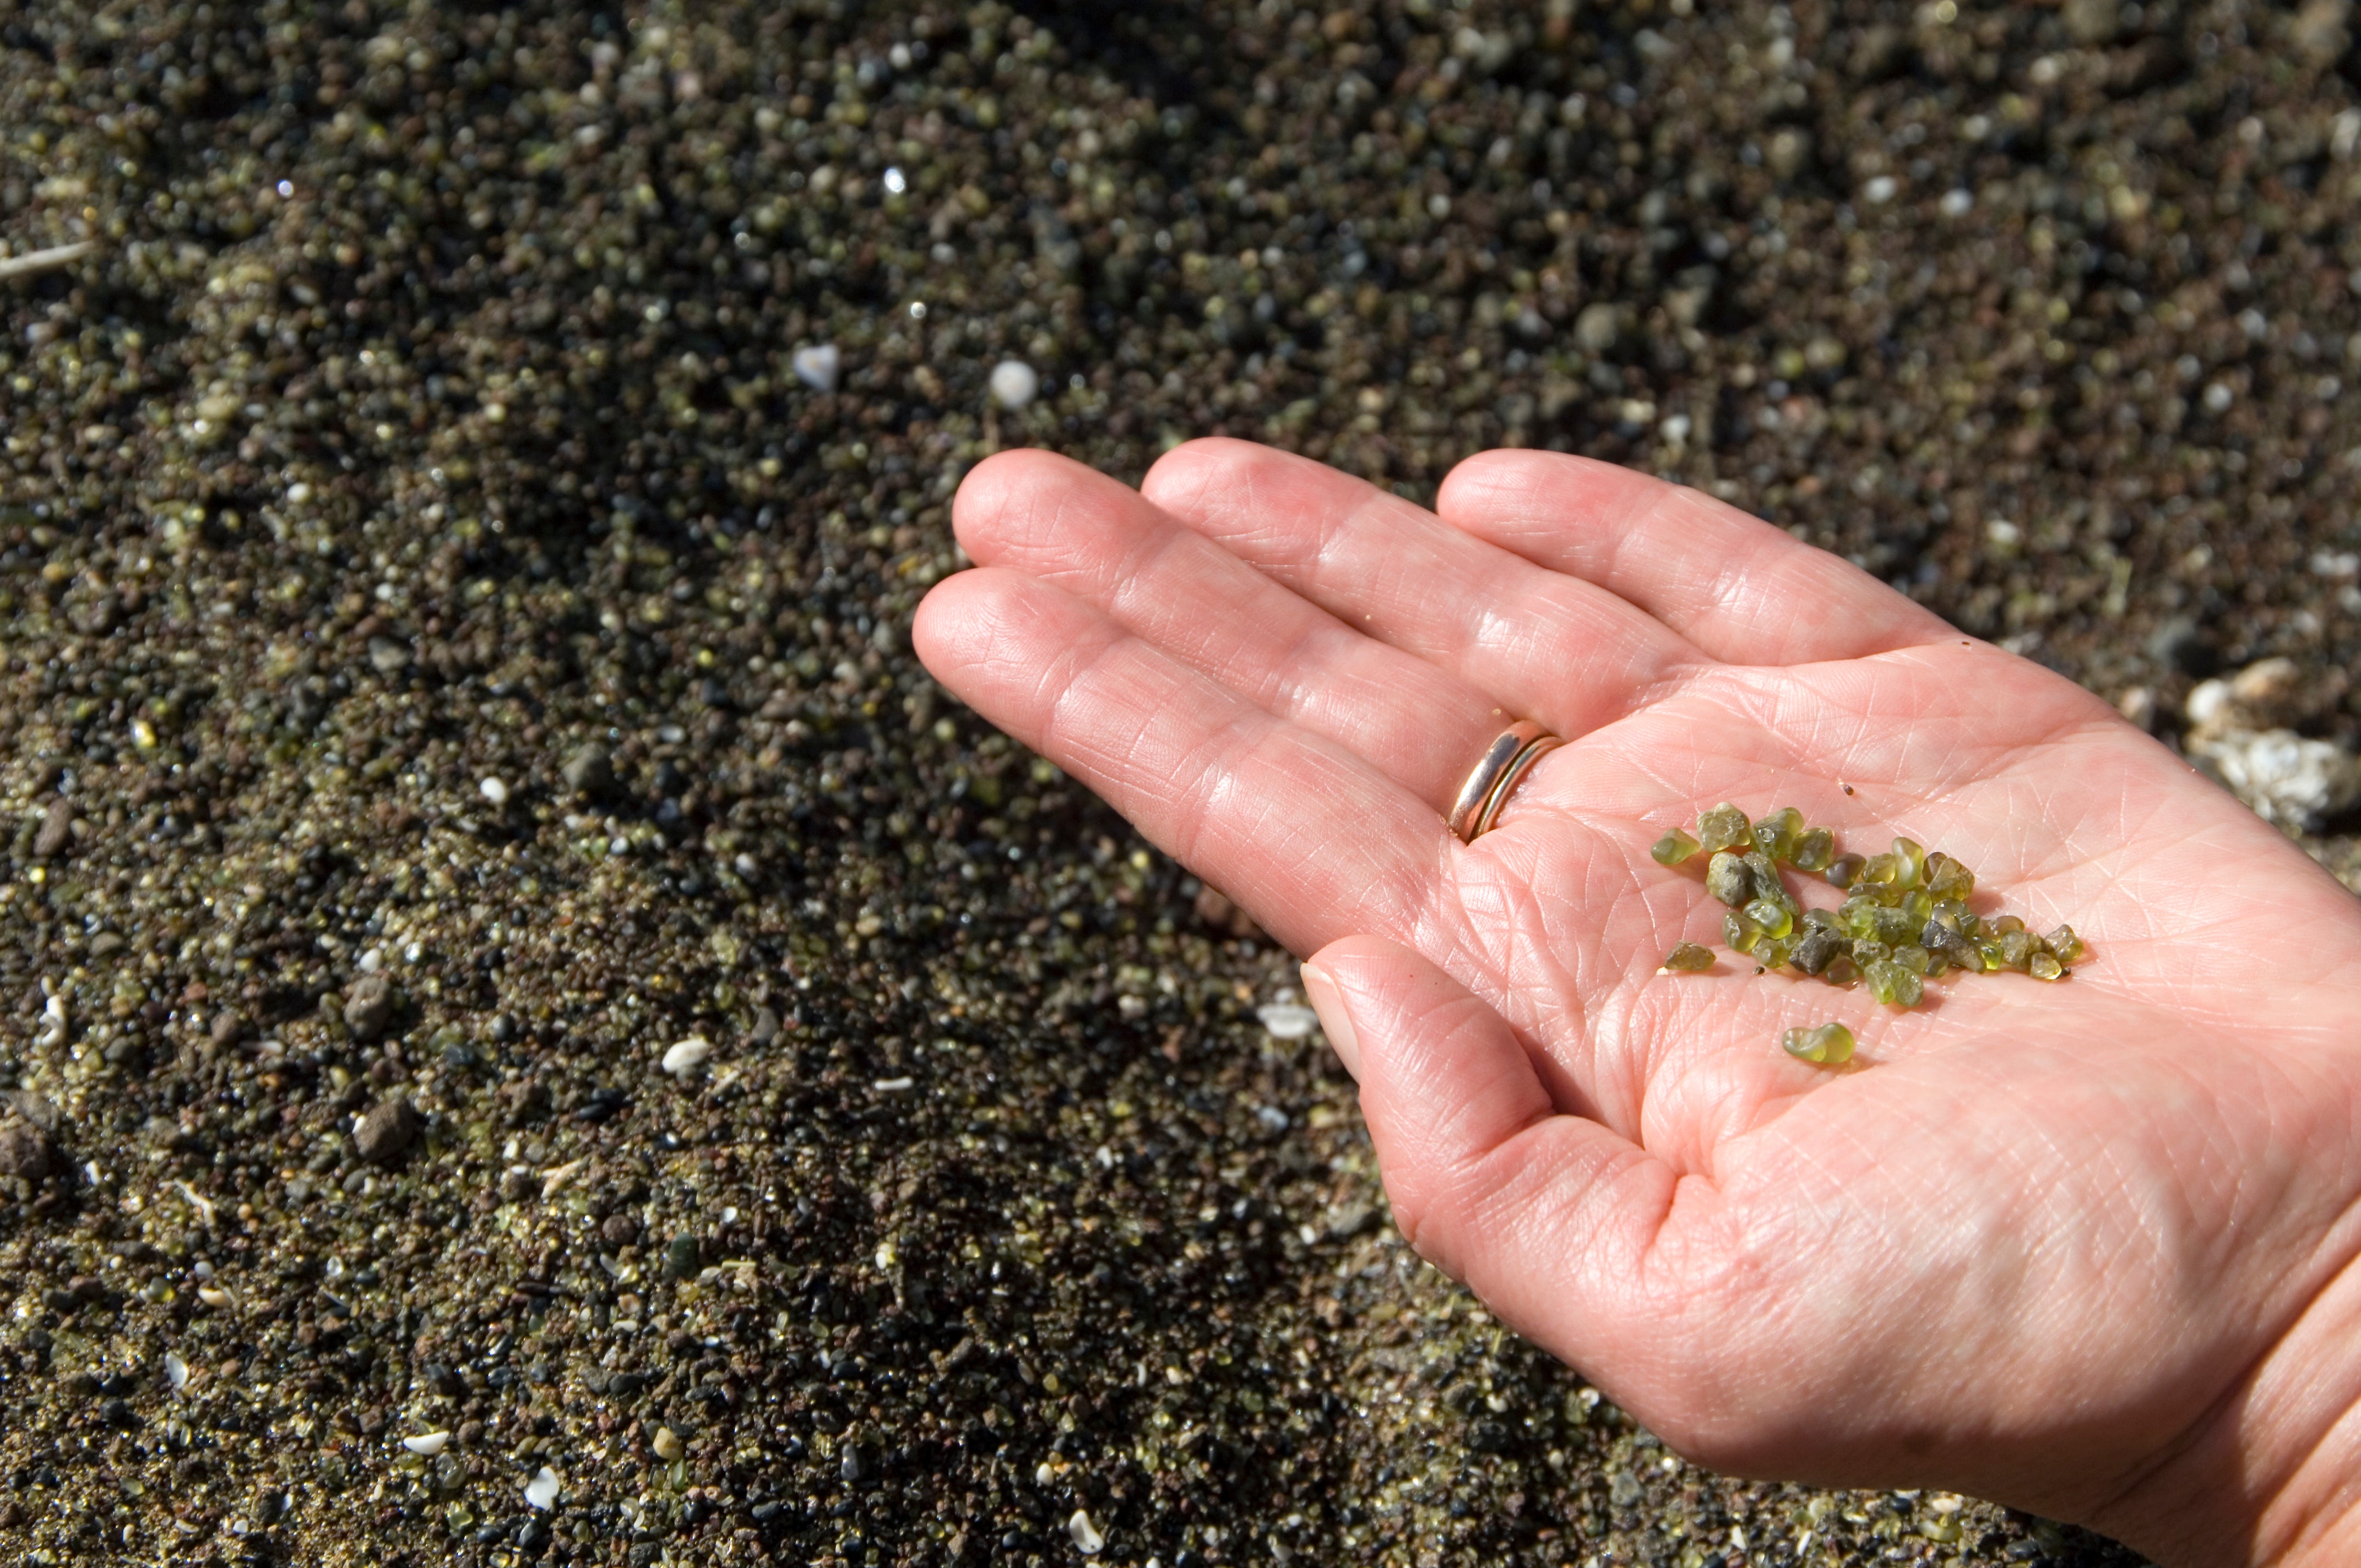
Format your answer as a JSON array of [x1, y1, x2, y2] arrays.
[[1447, 720, 1565, 843]]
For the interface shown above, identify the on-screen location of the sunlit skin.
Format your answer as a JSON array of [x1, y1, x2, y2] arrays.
[[914, 437, 2361, 1567]]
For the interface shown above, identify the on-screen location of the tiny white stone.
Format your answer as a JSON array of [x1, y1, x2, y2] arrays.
[[1068, 1509, 1106, 1555], [793, 343, 841, 393], [661, 1037, 713, 1076], [1863, 175, 1898, 204], [883, 166, 907, 194], [989, 359, 1040, 411], [34, 992, 66, 1048], [478, 776, 510, 807], [1255, 1003, 1321, 1041], [524, 1465, 562, 1510], [165, 1352, 188, 1391], [358, 947, 384, 973], [1939, 188, 1974, 217], [404, 1431, 452, 1456], [872, 1075, 915, 1092]]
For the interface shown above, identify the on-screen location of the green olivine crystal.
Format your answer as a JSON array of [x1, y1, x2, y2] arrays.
[[1989, 913, 2026, 938], [1839, 896, 1882, 940], [1822, 956, 1863, 987], [1724, 910, 1764, 954], [1741, 850, 1793, 906], [1891, 837, 1926, 887], [2029, 951, 2065, 981], [1864, 957, 1923, 1008], [1743, 898, 1794, 940], [1998, 929, 2038, 972], [1662, 941, 1716, 973], [2043, 924, 2086, 965], [1651, 827, 1702, 867], [1925, 853, 1975, 901], [1825, 852, 1869, 890], [1754, 936, 1793, 971], [1860, 851, 1900, 886], [1871, 906, 1924, 946], [1696, 803, 1752, 853], [1891, 943, 1930, 975], [1782, 1021, 1857, 1065], [1706, 852, 1753, 908], [1752, 807, 1805, 863], [1792, 826, 1835, 872]]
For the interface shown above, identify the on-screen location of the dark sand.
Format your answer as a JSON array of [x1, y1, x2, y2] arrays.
[[9, 0, 2352, 1562]]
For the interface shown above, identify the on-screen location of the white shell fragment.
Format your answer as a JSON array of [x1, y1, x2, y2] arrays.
[[2185, 657, 2361, 829], [661, 1037, 713, 1076], [989, 358, 1040, 411], [524, 1466, 562, 1510], [1067, 1509, 1106, 1555], [34, 993, 66, 1049], [792, 343, 840, 393], [1255, 1003, 1321, 1041], [165, 1353, 188, 1391], [0, 241, 96, 282], [403, 1431, 452, 1457], [478, 776, 510, 807]]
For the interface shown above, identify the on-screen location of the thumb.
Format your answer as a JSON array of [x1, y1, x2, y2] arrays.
[[1300, 935, 1677, 1354]]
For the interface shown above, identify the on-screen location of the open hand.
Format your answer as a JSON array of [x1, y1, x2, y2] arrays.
[[914, 438, 2361, 1567]]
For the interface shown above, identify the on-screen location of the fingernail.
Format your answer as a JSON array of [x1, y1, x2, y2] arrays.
[[1300, 961, 1361, 1081]]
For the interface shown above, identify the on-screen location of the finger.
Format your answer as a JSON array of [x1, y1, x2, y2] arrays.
[[1303, 934, 1681, 1370], [1139, 439, 1703, 744], [1436, 450, 1958, 666], [952, 449, 1504, 812], [913, 567, 1445, 955]]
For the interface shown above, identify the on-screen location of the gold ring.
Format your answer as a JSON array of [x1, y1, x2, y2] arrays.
[[1448, 720, 1564, 843]]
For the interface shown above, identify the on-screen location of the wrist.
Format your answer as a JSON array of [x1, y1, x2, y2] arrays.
[[2097, 1240, 2361, 1567]]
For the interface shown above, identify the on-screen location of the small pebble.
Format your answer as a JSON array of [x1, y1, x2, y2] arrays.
[[989, 358, 1040, 410], [164, 1352, 188, 1391], [792, 343, 841, 392], [354, 1098, 421, 1163], [661, 1234, 702, 1280], [652, 1426, 684, 1462], [660, 1037, 713, 1076], [478, 776, 510, 807], [1068, 1509, 1107, 1555], [403, 1431, 452, 1456], [342, 972, 396, 1042], [523, 1466, 561, 1510], [0, 1113, 50, 1180], [561, 744, 614, 797], [1255, 1001, 1321, 1040], [1659, 943, 1715, 973], [32, 798, 72, 859]]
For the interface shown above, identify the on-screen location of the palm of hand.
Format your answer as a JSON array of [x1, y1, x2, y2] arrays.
[[915, 438, 2361, 1565]]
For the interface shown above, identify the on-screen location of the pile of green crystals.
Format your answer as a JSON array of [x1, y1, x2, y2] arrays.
[[1650, 803, 2086, 1009]]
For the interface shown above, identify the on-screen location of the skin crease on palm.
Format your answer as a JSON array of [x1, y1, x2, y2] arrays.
[[910, 437, 2361, 1568]]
